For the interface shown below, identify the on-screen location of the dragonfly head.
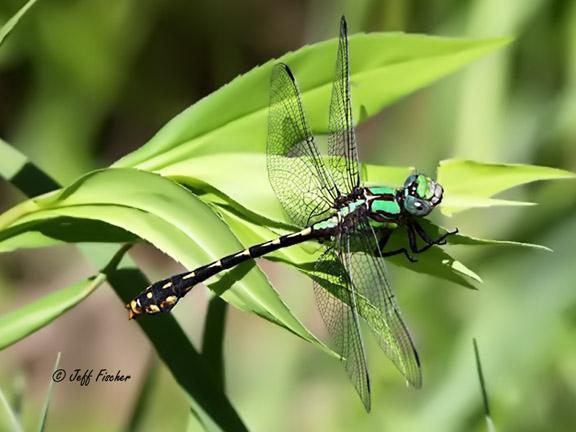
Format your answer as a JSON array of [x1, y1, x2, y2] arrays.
[[402, 174, 443, 217]]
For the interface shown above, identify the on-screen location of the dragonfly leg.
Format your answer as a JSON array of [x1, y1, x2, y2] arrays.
[[381, 248, 418, 263], [413, 221, 458, 246], [377, 229, 417, 262], [409, 221, 458, 253]]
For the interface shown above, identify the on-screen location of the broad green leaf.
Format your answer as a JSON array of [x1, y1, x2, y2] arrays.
[[160, 153, 414, 227], [438, 159, 576, 215], [418, 219, 551, 251], [161, 153, 290, 227], [0, 217, 136, 252], [219, 204, 481, 290], [163, 155, 550, 290], [114, 34, 511, 170], [0, 231, 63, 253], [0, 141, 247, 431], [0, 0, 39, 47], [384, 227, 482, 287], [0, 168, 331, 354]]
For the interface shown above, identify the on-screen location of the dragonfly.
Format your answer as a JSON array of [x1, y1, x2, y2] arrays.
[[126, 16, 457, 410]]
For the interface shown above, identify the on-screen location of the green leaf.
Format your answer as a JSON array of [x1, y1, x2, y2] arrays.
[[418, 219, 551, 251], [0, 168, 331, 355], [0, 141, 248, 431], [160, 153, 415, 228], [0, 217, 137, 252], [0, 245, 130, 350], [0, 276, 105, 350], [390, 247, 482, 287], [0, 0, 39, 47], [160, 153, 290, 227], [114, 34, 511, 170], [0, 138, 59, 196], [163, 157, 491, 289], [0, 231, 63, 253], [218, 203, 481, 291], [438, 159, 576, 215]]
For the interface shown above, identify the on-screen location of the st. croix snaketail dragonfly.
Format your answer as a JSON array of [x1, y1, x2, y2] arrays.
[[126, 16, 457, 410]]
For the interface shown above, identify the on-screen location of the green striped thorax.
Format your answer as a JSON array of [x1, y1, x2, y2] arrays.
[[313, 174, 444, 232], [365, 174, 443, 226]]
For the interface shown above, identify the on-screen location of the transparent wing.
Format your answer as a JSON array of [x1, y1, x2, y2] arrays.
[[327, 16, 361, 195], [344, 218, 422, 388], [267, 63, 338, 227], [312, 243, 371, 411]]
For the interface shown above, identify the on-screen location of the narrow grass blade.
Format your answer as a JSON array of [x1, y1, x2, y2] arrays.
[[0, 0, 39, 47], [0, 275, 106, 350], [0, 385, 23, 432], [0, 244, 130, 350], [474, 338, 496, 432], [37, 351, 61, 432], [123, 358, 158, 432]]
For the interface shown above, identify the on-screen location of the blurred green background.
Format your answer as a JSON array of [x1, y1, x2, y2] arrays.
[[1, 0, 575, 430]]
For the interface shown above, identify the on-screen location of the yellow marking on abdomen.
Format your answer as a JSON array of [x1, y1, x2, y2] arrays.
[[160, 295, 178, 309], [182, 272, 195, 280], [146, 304, 160, 314]]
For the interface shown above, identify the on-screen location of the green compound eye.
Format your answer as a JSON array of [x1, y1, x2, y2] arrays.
[[416, 175, 430, 199]]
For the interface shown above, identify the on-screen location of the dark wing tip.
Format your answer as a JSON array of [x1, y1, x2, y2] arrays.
[[340, 15, 348, 35], [280, 63, 296, 82], [272, 62, 297, 84], [363, 370, 372, 412]]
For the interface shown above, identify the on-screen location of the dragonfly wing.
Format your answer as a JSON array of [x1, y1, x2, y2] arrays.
[[267, 63, 337, 227], [312, 243, 371, 411], [327, 16, 361, 195], [344, 219, 422, 388]]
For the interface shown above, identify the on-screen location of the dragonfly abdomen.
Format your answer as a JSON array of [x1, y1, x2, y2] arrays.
[[126, 226, 318, 319]]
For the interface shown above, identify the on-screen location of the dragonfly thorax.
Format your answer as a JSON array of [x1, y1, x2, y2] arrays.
[[362, 174, 444, 227]]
